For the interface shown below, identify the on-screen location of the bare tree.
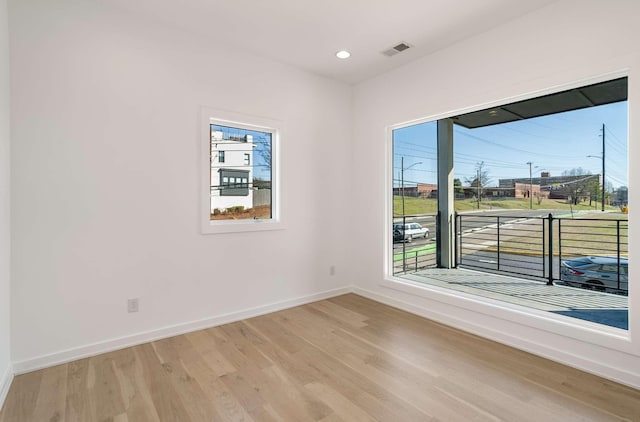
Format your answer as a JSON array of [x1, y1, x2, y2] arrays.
[[254, 134, 272, 171], [561, 167, 598, 205], [464, 161, 491, 207]]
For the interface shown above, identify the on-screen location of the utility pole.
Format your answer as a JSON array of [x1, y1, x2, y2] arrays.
[[476, 168, 480, 209], [400, 157, 422, 218], [399, 157, 422, 272], [601, 123, 605, 212], [401, 156, 405, 218], [401, 156, 406, 272], [527, 161, 533, 209]]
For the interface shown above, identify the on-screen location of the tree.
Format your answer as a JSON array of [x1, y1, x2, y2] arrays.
[[604, 180, 615, 205], [561, 167, 598, 205], [454, 178, 464, 197], [256, 144, 271, 170], [254, 134, 272, 171], [464, 162, 491, 206], [252, 177, 270, 189]]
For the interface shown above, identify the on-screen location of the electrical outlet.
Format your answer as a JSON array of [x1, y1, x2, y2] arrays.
[[329, 265, 336, 276], [127, 298, 139, 313]]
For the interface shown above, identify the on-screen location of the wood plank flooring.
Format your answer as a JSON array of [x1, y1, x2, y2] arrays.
[[1, 294, 639, 421]]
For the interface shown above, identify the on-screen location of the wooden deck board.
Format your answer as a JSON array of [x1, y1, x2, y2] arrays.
[[405, 268, 628, 312]]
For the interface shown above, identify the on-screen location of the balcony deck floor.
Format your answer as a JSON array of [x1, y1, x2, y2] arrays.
[[402, 268, 628, 328]]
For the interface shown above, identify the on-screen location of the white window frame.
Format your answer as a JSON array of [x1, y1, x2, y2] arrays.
[[383, 70, 632, 349], [201, 107, 283, 234]]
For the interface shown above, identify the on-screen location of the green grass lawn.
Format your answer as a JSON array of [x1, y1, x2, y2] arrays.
[[393, 196, 620, 216], [483, 212, 628, 257], [392, 196, 626, 259]]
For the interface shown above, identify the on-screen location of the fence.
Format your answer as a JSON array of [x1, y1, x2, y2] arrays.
[[454, 213, 628, 294], [252, 189, 271, 207], [392, 214, 438, 275]]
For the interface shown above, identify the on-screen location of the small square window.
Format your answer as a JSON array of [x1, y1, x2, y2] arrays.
[[244, 153, 250, 165]]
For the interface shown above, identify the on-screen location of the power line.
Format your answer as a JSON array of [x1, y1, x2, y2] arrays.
[[606, 174, 627, 186], [393, 140, 437, 152], [393, 153, 436, 162], [495, 123, 567, 142], [392, 167, 437, 174], [454, 129, 568, 158], [602, 140, 626, 156], [539, 175, 599, 189], [393, 146, 438, 157], [605, 126, 627, 147]]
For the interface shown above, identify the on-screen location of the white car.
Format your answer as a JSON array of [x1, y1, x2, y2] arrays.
[[560, 256, 628, 293], [393, 223, 429, 242]]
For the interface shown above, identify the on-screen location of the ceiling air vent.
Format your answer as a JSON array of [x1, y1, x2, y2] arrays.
[[382, 42, 412, 57]]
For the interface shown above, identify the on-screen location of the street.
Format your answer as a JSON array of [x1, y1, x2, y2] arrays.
[[393, 209, 604, 279]]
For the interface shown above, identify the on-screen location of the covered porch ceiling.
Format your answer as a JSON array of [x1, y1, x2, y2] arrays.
[[451, 77, 627, 129]]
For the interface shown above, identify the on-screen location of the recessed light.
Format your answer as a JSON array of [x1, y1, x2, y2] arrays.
[[489, 110, 498, 116], [335, 50, 351, 59]]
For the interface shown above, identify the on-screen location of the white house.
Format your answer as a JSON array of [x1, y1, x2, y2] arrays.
[[210, 129, 254, 213]]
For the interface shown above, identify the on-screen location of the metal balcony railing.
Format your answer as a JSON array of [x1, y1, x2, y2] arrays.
[[454, 213, 628, 295], [392, 214, 438, 275]]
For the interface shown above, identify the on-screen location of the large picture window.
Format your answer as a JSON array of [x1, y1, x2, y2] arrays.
[[388, 76, 628, 330], [201, 108, 281, 233]]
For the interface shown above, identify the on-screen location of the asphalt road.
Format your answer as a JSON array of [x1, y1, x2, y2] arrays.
[[395, 209, 574, 236], [393, 209, 554, 254], [393, 209, 580, 277], [392, 215, 436, 257]]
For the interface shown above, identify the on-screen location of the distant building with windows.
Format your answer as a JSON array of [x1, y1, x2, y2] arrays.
[[395, 172, 603, 203], [499, 171, 600, 201], [611, 186, 629, 206], [393, 183, 437, 198], [210, 129, 254, 212]]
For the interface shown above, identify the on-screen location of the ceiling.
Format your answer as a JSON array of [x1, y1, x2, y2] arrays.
[[106, 0, 557, 84], [453, 77, 628, 129]]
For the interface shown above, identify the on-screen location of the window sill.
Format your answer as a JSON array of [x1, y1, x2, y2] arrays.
[[201, 219, 285, 235], [380, 275, 632, 352]]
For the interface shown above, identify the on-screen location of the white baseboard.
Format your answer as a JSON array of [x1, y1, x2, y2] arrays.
[[0, 363, 13, 412], [10, 284, 640, 391], [12, 286, 352, 375], [353, 286, 640, 390]]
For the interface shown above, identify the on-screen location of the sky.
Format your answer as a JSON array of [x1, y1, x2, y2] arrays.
[[393, 101, 628, 189]]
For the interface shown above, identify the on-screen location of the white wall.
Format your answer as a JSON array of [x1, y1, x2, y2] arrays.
[[0, 0, 11, 403], [9, 0, 352, 367], [352, 0, 640, 388], [9, 0, 639, 392]]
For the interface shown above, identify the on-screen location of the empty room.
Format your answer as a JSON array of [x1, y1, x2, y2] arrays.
[[1, 0, 640, 421]]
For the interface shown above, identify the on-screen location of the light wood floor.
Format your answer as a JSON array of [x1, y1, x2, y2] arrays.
[[1, 294, 639, 421]]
